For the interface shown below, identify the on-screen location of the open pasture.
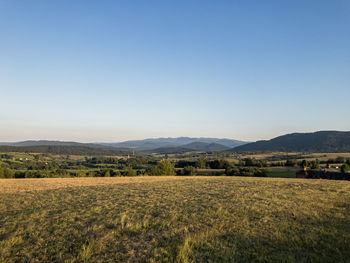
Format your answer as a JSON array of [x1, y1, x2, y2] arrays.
[[1, 176, 349, 262]]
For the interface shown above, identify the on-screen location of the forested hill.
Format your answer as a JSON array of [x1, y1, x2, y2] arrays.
[[0, 145, 131, 156], [0, 138, 247, 154], [231, 131, 350, 152], [103, 137, 247, 151]]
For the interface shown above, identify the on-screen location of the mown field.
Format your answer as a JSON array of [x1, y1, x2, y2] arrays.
[[1, 177, 349, 262]]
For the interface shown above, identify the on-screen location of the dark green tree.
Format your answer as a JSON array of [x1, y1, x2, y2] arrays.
[[195, 159, 207, 169], [147, 160, 175, 176], [336, 157, 345, 163], [341, 164, 349, 173], [125, 168, 137, 176], [310, 159, 320, 169], [181, 166, 197, 176], [300, 160, 309, 168]]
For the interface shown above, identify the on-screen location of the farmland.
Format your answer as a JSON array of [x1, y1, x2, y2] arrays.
[[1, 176, 349, 262], [2, 151, 350, 180]]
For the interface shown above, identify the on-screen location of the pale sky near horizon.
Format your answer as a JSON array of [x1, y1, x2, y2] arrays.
[[1, 0, 350, 142]]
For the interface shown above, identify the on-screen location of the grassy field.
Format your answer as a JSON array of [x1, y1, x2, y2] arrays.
[[1, 177, 349, 262], [266, 167, 300, 178]]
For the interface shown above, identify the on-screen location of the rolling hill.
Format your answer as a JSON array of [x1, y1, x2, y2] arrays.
[[181, 142, 230, 152], [2, 132, 350, 154], [144, 142, 230, 154], [231, 131, 350, 152], [103, 137, 247, 151], [0, 140, 101, 148], [0, 145, 131, 156], [143, 146, 191, 154], [0, 137, 247, 155]]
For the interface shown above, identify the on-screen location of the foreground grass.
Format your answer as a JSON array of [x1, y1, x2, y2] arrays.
[[0, 177, 349, 262]]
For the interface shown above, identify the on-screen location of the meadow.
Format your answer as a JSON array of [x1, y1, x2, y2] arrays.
[[1, 176, 349, 262]]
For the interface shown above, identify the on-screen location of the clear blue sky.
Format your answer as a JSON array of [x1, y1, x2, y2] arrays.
[[1, 0, 349, 142]]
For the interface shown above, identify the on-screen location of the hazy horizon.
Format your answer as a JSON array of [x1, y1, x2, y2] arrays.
[[1, 129, 350, 144], [1, 1, 350, 142]]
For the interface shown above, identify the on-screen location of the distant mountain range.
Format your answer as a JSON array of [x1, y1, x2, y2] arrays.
[[1, 131, 349, 155], [100, 137, 247, 152], [232, 131, 350, 153], [0, 145, 131, 156], [144, 142, 231, 154], [0, 140, 97, 147], [0, 137, 247, 155]]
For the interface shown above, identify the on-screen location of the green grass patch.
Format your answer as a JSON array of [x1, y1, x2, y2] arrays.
[[267, 170, 297, 178]]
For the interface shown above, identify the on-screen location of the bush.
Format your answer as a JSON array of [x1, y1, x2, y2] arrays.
[[14, 171, 26, 178], [86, 171, 95, 177], [25, 170, 48, 178], [111, 170, 121, 177], [225, 167, 240, 176], [299, 160, 309, 168], [341, 164, 349, 173], [208, 160, 231, 169], [310, 159, 320, 169], [285, 159, 297, 167], [254, 169, 268, 177], [125, 168, 137, 177], [147, 160, 175, 176], [195, 159, 207, 169], [336, 157, 345, 163], [181, 166, 197, 176], [225, 167, 267, 177], [0, 167, 14, 178]]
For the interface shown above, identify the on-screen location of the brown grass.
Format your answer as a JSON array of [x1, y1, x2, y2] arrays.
[[0, 176, 197, 194], [1, 176, 349, 262]]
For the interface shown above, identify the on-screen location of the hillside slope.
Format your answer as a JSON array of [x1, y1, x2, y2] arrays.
[[183, 142, 230, 152], [0, 138, 247, 153], [144, 142, 230, 154], [231, 131, 350, 152], [105, 137, 247, 151], [0, 145, 130, 156]]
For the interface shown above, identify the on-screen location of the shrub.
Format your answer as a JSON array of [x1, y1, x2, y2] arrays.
[[341, 164, 349, 173], [0, 167, 14, 178], [225, 167, 267, 177], [25, 170, 47, 178], [225, 167, 240, 176], [285, 159, 297, 167], [208, 160, 231, 169], [299, 160, 309, 168], [181, 166, 197, 176], [111, 170, 121, 177], [310, 159, 320, 169], [195, 159, 207, 169], [125, 168, 137, 177], [147, 160, 175, 176]]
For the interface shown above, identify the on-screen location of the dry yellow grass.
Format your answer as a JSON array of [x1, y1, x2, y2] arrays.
[[2, 176, 348, 194], [0, 176, 198, 193], [1, 176, 350, 262]]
